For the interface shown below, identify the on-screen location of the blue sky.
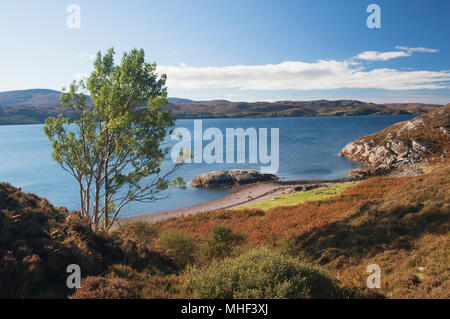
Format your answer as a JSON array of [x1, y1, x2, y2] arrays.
[[0, 0, 449, 103]]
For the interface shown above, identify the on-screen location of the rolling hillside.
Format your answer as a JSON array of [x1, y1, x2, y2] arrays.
[[167, 99, 442, 119], [0, 89, 443, 125], [0, 89, 62, 107]]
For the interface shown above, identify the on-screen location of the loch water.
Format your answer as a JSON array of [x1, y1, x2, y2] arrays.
[[0, 115, 414, 217]]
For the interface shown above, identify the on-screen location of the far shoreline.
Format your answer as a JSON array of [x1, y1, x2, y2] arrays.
[[0, 112, 420, 127]]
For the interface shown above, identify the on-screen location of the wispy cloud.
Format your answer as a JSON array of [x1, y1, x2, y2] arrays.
[[158, 59, 450, 91], [395, 46, 439, 53], [356, 50, 411, 61], [356, 46, 439, 61]]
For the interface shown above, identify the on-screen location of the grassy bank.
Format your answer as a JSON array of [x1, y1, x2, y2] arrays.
[[235, 182, 357, 211]]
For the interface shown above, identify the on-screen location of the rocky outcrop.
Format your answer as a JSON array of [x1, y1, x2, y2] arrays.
[[189, 169, 278, 188], [338, 139, 424, 170], [338, 104, 450, 172]]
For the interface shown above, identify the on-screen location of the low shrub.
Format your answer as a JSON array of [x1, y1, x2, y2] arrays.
[[71, 264, 183, 299], [118, 221, 158, 245], [182, 246, 341, 299], [69, 276, 139, 299], [158, 230, 196, 269], [203, 225, 246, 260], [118, 238, 176, 274]]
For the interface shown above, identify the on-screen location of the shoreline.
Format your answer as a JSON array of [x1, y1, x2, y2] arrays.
[[116, 177, 359, 227], [0, 111, 422, 127]]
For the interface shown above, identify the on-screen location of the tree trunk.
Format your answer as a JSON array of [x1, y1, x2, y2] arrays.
[[93, 179, 100, 232], [103, 158, 109, 230]]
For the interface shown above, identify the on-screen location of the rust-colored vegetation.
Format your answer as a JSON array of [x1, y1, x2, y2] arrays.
[[0, 183, 176, 298], [1, 161, 449, 298], [151, 162, 449, 298], [154, 176, 411, 243]]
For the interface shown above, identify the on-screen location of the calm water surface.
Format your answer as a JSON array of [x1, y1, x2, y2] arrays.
[[0, 115, 414, 217]]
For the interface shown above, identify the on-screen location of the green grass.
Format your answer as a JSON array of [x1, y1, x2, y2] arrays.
[[235, 182, 357, 211]]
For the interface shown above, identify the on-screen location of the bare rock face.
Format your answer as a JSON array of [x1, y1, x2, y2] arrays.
[[338, 137, 424, 170], [189, 169, 278, 188], [338, 104, 450, 171]]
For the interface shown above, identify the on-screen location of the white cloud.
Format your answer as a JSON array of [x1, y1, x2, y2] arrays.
[[356, 50, 411, 61], [355, 46, 439, 61], [179, 62, 187, 67], [158, 60, 450, 91], [395, 46, 439, 53]]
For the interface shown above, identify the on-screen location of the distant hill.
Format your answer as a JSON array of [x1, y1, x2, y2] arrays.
[[168, 97, 195, 103], [0, 89, 62, 108], [0, 90, 194, 107], [167, 99, 443, 119], [0, 89, 445, 125]]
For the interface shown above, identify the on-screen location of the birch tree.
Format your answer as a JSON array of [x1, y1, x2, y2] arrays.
[[43, 48, 185, 230]]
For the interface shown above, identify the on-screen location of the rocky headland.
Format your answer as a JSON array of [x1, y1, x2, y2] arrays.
[[338, 104, 450, 177]]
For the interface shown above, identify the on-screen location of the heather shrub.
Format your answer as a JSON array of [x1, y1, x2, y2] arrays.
[[106, 264, 141, 281], [0, 183, 177, 298], [118, 238, 177, 274], [158, 230, 196, 268], [71, 264, 183, 299], [119, 221, 158, 245], [105, 264, 183, 298], [266, 235, 300, 257], [203, 225, 246, 260], [70, 276, 139, 299], [182, 246, 341, 299], [0, 183, 123, 298], [139, 274, 185, 299]]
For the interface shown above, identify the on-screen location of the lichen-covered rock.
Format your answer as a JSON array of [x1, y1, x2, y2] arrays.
[[189, 169, 278, 188], [338, 104, 450, 170]]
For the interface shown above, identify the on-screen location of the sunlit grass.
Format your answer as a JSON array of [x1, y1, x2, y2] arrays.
[[234, 182, 358, 211]]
